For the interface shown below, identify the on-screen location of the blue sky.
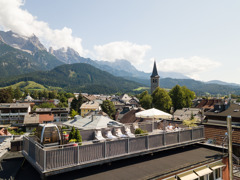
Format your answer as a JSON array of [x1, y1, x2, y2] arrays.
[[0, 0, 240, 83]]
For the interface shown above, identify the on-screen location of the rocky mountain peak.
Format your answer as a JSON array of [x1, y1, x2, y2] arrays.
[[51, 46, 82, 64], [0, 30, 46, 53]]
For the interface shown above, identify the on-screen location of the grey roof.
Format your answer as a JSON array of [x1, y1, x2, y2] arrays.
[[205, 103, 240, 118], [0, 103, 30, 109], [63, 115, 122, 130], [151, 61, 159, 78], [173, 108, 202, 121], [14, 145, 223, 180], [23, 114, 39, 124]]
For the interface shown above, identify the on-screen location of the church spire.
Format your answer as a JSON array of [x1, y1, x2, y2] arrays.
[[151, 60, 159, 77], [150, 60, 160, 94]]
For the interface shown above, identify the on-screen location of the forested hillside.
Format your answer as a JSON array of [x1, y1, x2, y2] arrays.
[[0, 63, 142, 94]]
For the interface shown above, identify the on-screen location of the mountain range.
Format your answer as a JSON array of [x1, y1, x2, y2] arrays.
[[0, 63, 141, 94], [0, 30, 240, 95]]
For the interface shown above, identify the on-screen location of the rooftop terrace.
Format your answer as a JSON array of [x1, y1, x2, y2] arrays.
[[22, 126, 205, 178]]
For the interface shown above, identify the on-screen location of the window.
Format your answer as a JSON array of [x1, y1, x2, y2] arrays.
[[209, 172, 214, 180], [215, 168, 221, 179]]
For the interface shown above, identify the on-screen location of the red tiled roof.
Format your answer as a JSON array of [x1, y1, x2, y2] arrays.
[[39, 114, 54, 123]]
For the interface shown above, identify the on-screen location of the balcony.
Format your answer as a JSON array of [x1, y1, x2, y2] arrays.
[[22, 126, 204, 178]]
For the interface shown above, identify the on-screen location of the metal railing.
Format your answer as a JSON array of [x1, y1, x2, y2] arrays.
[[22, 126, 204, 173]]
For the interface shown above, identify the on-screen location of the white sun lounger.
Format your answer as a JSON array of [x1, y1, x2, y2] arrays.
[[133, 123, 139, 130], [95, 130, 105, 141], [115, 128, 128, 138], [105, 130, 118, 140], [124, 126, 135, 138]]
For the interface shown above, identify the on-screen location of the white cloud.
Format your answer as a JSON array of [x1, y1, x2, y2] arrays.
[[0, 0, 86, 55], [93, 41, 151, 64], [158, 56, 221, 79]]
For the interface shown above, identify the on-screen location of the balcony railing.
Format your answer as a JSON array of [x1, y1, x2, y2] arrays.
[[22, 126, 204, 176]]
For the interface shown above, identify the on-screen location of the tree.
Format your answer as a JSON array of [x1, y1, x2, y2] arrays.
[[139, 91, 152, 109], [60, 95, 67, 103], [42, 89, 49, 99], [31, 90, 39, 99], [139, 90, 148, 100], [48, 91, 58, 99], [7, 87, 14, 100], [152, 87, 172, 112], [69, 126, 76, 140], [101, 100, 116, 119], [169, 85, 185, 110], [39, 102, 56, 108], [75, 129, 82, 143], [70, 93, 83, 113], [64, 93, 74, 98], [0, 89, 13, 103], [70, 109, 79, 118], [14, 87, 22, 100], [23, 88, 29, 98], [58, 102, 68, 108], [182, 86, 195, 107]]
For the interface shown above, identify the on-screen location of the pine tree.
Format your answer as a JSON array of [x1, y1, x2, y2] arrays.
[[101, 100, 116, 119], [69, 126, 76, 140], [75, 129, 82, 143]]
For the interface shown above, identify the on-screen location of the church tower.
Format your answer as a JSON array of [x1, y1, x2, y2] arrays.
[[151, 61, 160, 94]]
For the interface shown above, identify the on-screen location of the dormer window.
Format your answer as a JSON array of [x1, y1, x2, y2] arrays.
[[234, 109, 239, 112]]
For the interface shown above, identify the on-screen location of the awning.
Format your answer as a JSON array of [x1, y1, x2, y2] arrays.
[[194, 166, 212, 176], [177, 171, 199, 180], [135, 108, 172, 119], [209, 161, 226, 170]]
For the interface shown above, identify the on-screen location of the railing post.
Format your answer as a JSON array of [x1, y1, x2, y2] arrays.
[[147, 135, 149, 149], [127, 138, 129, 153], [163, 131, 166, 146], [178, 130, 180, 143], [77, 146, 79, 165], [191, 128, 194, 140], [104, 141, 107, 158], [43, 150, 46, 172]]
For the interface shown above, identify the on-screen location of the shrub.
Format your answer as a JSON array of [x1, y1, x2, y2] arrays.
[[75, 129, 82, 145], [69, 126, 82, 145], [135, 128, 148, 135], [69, 139, 77, 143], [69, 126, 76, 140], [182, 119, 197, 127]]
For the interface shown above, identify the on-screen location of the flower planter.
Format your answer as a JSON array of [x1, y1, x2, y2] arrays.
[[63, 134, 69, 140]]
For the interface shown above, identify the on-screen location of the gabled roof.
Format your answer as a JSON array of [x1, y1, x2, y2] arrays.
[[120, 107, 145, 124], [80, 101, 99, 110], [63, 115, 122, 130], [205, 103, 240, 118], [151, 61, 159, 78]]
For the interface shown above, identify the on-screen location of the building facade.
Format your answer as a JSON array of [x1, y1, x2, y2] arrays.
[[0, 103, 31, 125], [80, 101, 100, 117]]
